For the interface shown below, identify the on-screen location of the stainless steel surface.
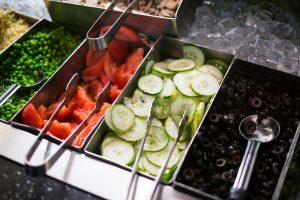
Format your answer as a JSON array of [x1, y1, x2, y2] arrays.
[[87, 0, 140, 51], [0, 122, 199, 200], [47, 0, 202, 40], [85, 35, 234, 183], [25, 73, 80, 176], [0, 71, 45, 106], [150, 107, 188, 200], [125, 100, 154, 200]]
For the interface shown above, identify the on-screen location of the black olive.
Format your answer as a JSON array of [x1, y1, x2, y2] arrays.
[[209, 113, 220, 123], [236, 82, 246, 92], [226, 100, 234, 107], [213, 137, 225, 146], [215, 158, 226, 167], [267, 94, 277, 103], [271, 145, 284, 154], [251, 97, 262, 108], [221, 171, 233, 182], [227, 87, 235, 96], [183, 168, 195, 182], [270, 103, 279, 110], [200, 137, 212, 148], [255, 161, 266, 173]]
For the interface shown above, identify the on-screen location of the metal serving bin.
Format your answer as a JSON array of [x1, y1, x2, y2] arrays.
[[173, 59, 300, 200], [84, 35, 234, 182], [11, 28, 151, 151], [47, 0, 202, 40], [0, 18, 84, 123]]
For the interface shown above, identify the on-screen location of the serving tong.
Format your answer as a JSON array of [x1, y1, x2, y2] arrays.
[[0, 70, 45, 106], [25, 73, 111, 176], [87, 0, 140, 51], [125, 105, 189, 200]]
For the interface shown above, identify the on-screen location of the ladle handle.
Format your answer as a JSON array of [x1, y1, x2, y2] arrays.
[[0, 84, 21, 106], [229, 141, 260, 200]]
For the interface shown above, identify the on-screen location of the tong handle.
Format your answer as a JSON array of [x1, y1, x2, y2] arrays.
[[150, 106, 188, 200], [25, 74, 79, 176], [0, 84, 21, 106], [87, 0, 140, 51], [125, 99, 155, 200]]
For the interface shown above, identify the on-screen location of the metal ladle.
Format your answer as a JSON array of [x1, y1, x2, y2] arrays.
[[0, 70, 45, 106], [229, 115, 280, 200]]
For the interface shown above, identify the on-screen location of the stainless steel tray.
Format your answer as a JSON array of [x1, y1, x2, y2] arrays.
[[173, 59, 300, 200], [0, 18, 85, 123], [84, 35, 234, 183], [47, 0, 202, 40]]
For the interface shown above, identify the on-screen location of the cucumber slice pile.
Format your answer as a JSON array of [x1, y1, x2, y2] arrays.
[[100, 44, 229, 181]]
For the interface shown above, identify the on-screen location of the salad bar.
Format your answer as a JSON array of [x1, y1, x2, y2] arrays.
[[0, 0, 300, 200]]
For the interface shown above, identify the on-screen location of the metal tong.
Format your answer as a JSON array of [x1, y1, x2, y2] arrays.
[[125, 104, 188, 200], [0, 70, 45, 106], [87, 0, 140, 51], [125, 99, 155, 200], [149, 106, 189, 200], [25, 73, 111, 176]]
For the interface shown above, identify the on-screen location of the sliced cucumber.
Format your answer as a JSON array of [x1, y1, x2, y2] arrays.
[[144, 60, 154, 75], [183, 45, 205, 66], [101, 132, 121, 151], [152, 62, 174, 76], [153, 98, 170, 120], [167, 58, 196, 72], [143, 154, 160, 176], [111, 105, 135, 132], [170, 138, 190, 150], [104, 106, 119, 132], [170, 96, 196, 126], [123, 89, 155, 117], [114, 118, 146, 141], [197, 64, 223, 83], [143, 126, 168, 152], [165, 116, 188, 141], [138, 74, 163, 95], [151, 118, 163, 128], [102, 140, 135, 165], [173, 70, 202, 97], [159, 78, 176, 98], [191, 73, 220, 96], [191, 102, 205, 137], [145, 142, 181, 168], [205, 59, 228, 73]]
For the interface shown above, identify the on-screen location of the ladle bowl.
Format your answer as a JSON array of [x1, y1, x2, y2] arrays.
[[229, 115, 280, 200]]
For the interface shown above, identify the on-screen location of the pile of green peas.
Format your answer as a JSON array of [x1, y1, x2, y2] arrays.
[[0, 26, 82, 121]]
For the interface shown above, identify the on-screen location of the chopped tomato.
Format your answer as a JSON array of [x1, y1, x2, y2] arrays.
[[75, 86, 93, 108], [56, 101, 76, 122], [99, 103, 111, 116], [110, 85, 122, 102], [86, 49, 105, 68], [103, 52, 117, 81], [126, 48, 144, 74], [22, 103, 43, 128], [99, 73, 110, 86], [101, 25, 139, 43], [81, 58, 104, 82], [89, 79, 103, 100], [114, 64, 132, 89], [107, 39, 129, 64], [46, 101, 60, 118], [72, 101, 96, 123], [37, 105, 47, 120], [49, 120, 72, 140]]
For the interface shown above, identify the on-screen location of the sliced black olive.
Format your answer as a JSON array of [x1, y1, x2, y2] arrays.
[[271, 145, 284, 154], [236, 82, 246, 92], [221, 171, 233, 182], [182, 168, 195, 182], [227, 87, 235, 96], [270, 103, 279, 110], [215, 158, 226, 167], [267, 94, 277, 103], [226, 100, 234, 107], [251, 97, 262, 108], [209, 113, 220, 123], [231, 154, 241, 166], [255, 161, 266, 173], [243, 120, 257, 134], [200, 137, 212, 148]]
